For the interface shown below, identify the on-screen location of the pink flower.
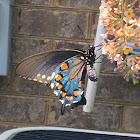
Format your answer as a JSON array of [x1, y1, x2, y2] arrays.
[[136, 61, 140, 70], [123, 46, 133, 55], [100, 0, 140, 85], [100, 33, 108, 39], [114, 54, 123, 64], [117, 28, 125, 36], [102, 46, 109, 54], [125, 27, 134, 37], [108, 43, 116, 54], [135, 27, 140, 37], [124, 8, 135, 19], [131, 65, 139, 72], [127, 57, 135, 67]]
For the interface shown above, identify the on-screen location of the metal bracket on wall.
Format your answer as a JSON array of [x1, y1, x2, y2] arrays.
[[0, 0, 15, 76]]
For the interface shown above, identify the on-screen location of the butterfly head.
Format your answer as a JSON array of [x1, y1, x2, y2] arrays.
[[83, 46, 96, 66], [89, 45, 95, 56]]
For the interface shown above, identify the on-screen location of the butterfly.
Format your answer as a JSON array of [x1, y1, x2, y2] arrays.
[[16, 46, 98, 115]]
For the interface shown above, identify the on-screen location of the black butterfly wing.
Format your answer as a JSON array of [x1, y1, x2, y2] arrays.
[[16, 49, 85, 85], [16, 49, 88, 115], [50, 56, 86, 114], [50, 56, 86, 101]]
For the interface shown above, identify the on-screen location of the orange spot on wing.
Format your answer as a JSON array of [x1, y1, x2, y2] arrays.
[[74, 89, 79, 97], [60, 62, 68, 70], [55, 74, 63, 81], [57, 83, 63, 90], [66, 96, 72, 101], [61, 91, 67, 98], [78, 81, 82, 88]]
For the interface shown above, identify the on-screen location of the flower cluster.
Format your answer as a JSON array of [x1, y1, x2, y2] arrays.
[[100, 0, 140, 85]]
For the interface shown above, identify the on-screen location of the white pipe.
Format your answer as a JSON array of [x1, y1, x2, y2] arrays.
[[83, 1, 107, 112]]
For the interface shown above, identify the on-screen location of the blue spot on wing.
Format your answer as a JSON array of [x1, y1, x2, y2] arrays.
[[73, 80, 79, 89], [51, 59, 85, 106], [63, 81, 70, 91], [61, 70, 69, 76], [55, 67, 60, 74], [65, 97, 73, 105], [73, 93, 81, 102], [67, 82, 74, 95], [67, 60, 72, 67], [60, 76, 68, 85]]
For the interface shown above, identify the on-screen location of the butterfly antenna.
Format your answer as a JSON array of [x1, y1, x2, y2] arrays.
[[77, 25, 90, 48], [95, 44, 102, 48]]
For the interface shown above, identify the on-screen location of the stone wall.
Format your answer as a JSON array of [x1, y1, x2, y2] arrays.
[[0, 0, 140, 134]]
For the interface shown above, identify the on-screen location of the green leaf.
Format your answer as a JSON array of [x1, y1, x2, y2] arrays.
[[123, 66, 130, 71], [132, 77, 139, 85], [125, 76, 130, 82]]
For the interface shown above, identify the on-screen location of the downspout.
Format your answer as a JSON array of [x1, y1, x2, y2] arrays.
[[0, 0, 15, 75], [83, 1, 107, 112]]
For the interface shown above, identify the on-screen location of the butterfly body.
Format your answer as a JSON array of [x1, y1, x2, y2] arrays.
[[16, 47, 98, 115]]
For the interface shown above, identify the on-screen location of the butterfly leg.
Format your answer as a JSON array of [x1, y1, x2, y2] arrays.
[[94, 44, 102, 48], [95, 47, 102, 55]]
